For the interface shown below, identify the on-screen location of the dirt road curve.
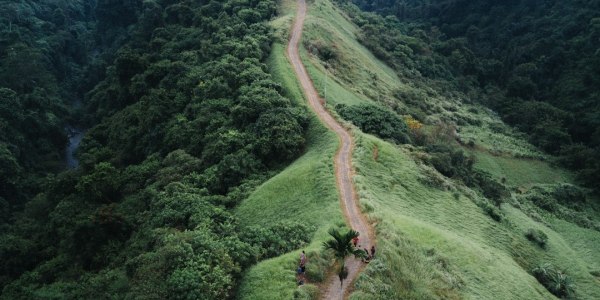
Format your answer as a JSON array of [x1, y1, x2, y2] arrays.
[[287, 0, 374, 298]]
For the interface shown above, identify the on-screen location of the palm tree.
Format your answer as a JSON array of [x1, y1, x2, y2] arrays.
[[322, 228, 367, 289]]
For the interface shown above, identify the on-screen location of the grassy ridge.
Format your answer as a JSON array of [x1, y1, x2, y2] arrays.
[[236, 2, 347, 298], [235, 41, 344, 298]]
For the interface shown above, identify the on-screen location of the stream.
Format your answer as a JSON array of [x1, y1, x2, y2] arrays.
[[65, 126, 84, 169]]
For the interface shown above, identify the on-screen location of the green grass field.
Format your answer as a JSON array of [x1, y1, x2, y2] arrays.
[[236, 0, 600, 299], [469, 149, 573, 187]]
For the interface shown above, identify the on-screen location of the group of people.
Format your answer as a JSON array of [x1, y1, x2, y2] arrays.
[[352, 233, 376, 262], [295, 232, 377, 285]]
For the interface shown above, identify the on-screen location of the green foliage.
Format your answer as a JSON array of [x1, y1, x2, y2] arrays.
[[558, 144, 600, 190], [339, 0, 600, 189], [532, 264, 575, 298], [242, 221, 315, 260], [323, 228, 366, 261], [525, 228, 549, 249], [425, 143, 508, 206], [0, 0, 100, 201], [322, 228, 367, 287], [504, 101, 572, 153], [0, 0, 310, 298], [76, 162, 121, 203], [519, 184, 599, 231], [426, 144, 475, 179], [336, 104, 410, 144], [478, 201, 503, 222], [293, 284, 319, 299]]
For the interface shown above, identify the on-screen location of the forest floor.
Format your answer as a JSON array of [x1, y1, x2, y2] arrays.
[[287, 0, 374, 298]]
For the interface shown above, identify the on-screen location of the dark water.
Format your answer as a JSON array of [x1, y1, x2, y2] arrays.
[[65, 126, 84, 169]]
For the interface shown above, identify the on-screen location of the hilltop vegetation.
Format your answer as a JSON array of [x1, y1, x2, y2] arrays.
[[340, 0, 600, 189], [1, 0, 311, 298], [0, 0, 98, 209]]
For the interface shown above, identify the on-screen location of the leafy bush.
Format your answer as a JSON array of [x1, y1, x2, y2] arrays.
[[473, 171, 509, 206], [552, 184, 587, 207], [532, 264, 575, 298], [426, 144, 474, 179], [336, 104, 411, 144], [525, 228, 548, 248], [528, 194, 558, 212], [242, 221, 315, 260], [479, 201, 503, 222], [425, 144, 508, 205]]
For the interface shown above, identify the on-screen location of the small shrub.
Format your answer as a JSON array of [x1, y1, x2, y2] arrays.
[[305, 39, 338, 62], [529, 194, 558, 212], [336, 104, 411, 144], [478, 201, 502, 222], [304, 250, 331, 283], [452, 192, 460, 201], [467, 139, 475, 147], [418, 168, 447, 190], [473, 171, 508, 206], [532, 264, 575, 298], [552, 184, 587, 209], [293, 284, 319, 299], [525, 228, 548, 248]]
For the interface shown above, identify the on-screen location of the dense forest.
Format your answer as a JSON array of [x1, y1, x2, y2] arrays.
[[1, 0, 312, 298], [339, 0, 600, 189]]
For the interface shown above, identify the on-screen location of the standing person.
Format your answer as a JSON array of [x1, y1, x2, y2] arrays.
[[297, 250, 307, 285], [370, 245, 376, 259], [352, 234, 359, 247], [300, 250, 307, 273], [363, 247, 370, 262]]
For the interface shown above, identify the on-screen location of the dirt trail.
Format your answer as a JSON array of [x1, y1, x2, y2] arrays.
[[287, 0, 374, 298]]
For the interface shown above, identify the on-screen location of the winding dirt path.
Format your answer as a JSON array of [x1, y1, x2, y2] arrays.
[[287, 0, 374, 298]]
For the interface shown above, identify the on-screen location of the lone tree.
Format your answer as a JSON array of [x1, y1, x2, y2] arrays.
[[322, 228, 366, 289]]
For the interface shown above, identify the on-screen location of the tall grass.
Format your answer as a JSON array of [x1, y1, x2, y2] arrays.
[[351, 133, 600, 299]]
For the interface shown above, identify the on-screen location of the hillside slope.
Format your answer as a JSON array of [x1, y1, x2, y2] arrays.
[[237, 0, 600, 299]]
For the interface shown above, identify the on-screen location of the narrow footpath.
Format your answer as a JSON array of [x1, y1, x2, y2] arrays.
[[286, 0, 374, 298]]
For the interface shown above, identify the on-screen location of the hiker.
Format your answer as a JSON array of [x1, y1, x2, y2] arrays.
[[370, 245, 376, 259], [299, 250, 307, 273], [297, 250, 307, 285], [363, 247, 370, 262], [352, 233, 359, 247]]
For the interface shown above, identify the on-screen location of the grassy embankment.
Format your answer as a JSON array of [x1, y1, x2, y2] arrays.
[[296, 0, 600, 299]]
